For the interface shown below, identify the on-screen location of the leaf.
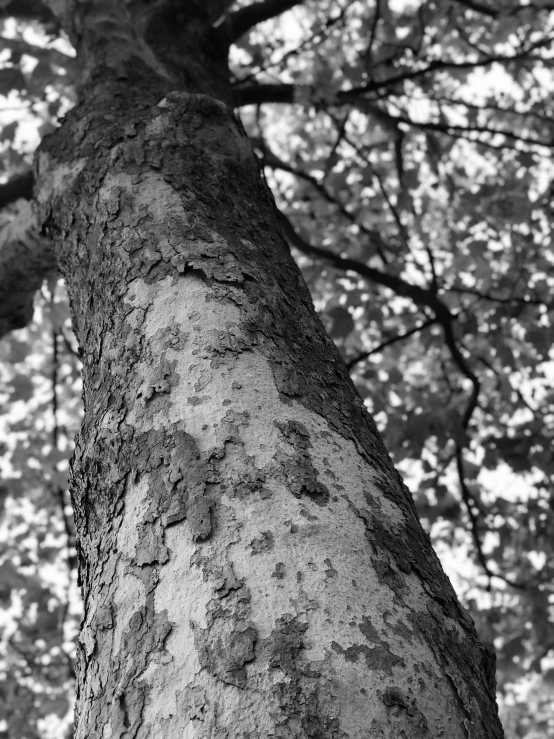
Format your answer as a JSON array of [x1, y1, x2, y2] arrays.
[[7, 337, 31, 363], [426, 133, 442, 162], [0, 120, 17, 144], [326, 306, 355, 339], [44, 694, 70, 718], [396, 190, 412, 211], [402, 168, 420, 190], [0, 561, 24, 604], [38, 120, 57, 138], [9, 375, 34, 403], [525, 326, 552, 359], [0, 67, 25, 96]]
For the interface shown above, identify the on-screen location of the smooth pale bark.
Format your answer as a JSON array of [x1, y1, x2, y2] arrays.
[[30, 1, 503, 737]]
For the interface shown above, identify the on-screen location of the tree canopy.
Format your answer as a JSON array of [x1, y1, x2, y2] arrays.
[[0, 1, 553, 737]]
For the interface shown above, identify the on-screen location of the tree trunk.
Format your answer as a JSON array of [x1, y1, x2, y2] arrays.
[[33, 2, 503, 737]]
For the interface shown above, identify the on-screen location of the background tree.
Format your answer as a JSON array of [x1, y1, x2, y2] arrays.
[[0, 0, 553, 737]]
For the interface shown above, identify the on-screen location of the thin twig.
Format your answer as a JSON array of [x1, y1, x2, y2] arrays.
[[346, 317, 438, 369]]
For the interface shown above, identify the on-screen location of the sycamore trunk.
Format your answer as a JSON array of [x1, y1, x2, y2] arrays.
[[32, 5, 503, 737]]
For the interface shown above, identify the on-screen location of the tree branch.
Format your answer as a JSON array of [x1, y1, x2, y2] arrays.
[[278, 210, 475, 388], [278, 210, 484, 435], [456, 444, 493, 588], [377, 106, 553, 149], [256, 136, 392, 262], [0, 201, 56, 339], [261, 130, 483, 433], [455, 444, 526, 590], [234, 37, 554, 108], [450, 285, 547, 306], [234, 81, 366, 107], [217, 0, 303, 47], [365, 0, 382, 62], [453, 0, 501, 17], [346, 317, 438, 370], [0, 0, 58, 26], [454, 0, 554, 16], [278, 210, 444, 310]]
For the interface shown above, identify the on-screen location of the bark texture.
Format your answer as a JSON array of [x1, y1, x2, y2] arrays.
[[32, 1, 504, 737]]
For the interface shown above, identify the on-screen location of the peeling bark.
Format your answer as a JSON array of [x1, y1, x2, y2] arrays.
[[31, 1, 504, 737]]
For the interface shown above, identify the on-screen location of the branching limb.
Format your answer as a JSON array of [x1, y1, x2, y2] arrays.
[[277, 209, 466, 338], [283, 200, 500, 592], [377, 107, 553, 149], [365, 0, 381, 62], [453, 0, 506, 17], [278, 209, 444, 309], [455, 444, 526, 590], [442, 321, 480, 431], [346, 317, 438, 370], [455, 445, 490, 589], [255, 136, 350, 210], [256, 136, 391, 262], [216, 0, 303, 47], [0, 200, 56, 339], [454, 0, 554, 16], [0, 0, 58, 25], [235, 36, 554, 108], [279, 209, 482, 436], [234, 81, 371, 107], [450, 285, 547, 306]]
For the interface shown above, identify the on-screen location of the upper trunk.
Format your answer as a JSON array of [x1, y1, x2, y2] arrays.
[[33, 2, 503, 737]]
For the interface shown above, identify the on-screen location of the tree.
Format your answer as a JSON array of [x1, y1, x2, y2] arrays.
[[1, 0, 553, 737]]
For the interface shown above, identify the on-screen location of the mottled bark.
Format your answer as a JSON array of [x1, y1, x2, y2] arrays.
[[32, 1, 503, 737]]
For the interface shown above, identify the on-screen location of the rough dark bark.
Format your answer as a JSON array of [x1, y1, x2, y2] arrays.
[[21, 0, 507, 736]]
